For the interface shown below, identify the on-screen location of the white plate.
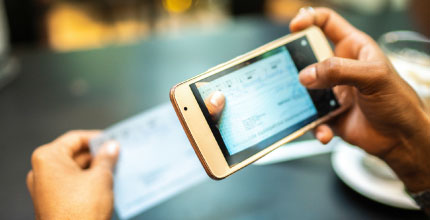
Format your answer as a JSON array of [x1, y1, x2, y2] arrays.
[[254, 138, 338, 165], [331, 141, 419, 210]]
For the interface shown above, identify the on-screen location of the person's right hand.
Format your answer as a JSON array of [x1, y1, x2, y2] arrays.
[[290, 7, 430, 193]]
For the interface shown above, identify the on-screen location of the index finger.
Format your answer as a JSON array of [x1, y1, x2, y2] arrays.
[[290, 7, 360, 44], [51, 130, 101, 157]]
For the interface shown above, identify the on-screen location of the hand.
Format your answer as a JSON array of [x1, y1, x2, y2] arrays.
[[27, 130, 120, 220], [290, 7, 430, 192]]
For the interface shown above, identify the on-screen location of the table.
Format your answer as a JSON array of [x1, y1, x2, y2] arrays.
[[0, 10, 426, 220]]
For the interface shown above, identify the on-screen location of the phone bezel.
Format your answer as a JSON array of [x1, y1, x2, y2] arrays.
[[170, 26, 346, 179]]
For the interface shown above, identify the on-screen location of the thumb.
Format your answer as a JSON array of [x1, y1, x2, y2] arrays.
[[204, 91, 225, 122], [299, 57, 389, 95], [91, 141, 120, 173]]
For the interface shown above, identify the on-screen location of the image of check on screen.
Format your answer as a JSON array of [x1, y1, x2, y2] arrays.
[[171, 26, 346, 179]]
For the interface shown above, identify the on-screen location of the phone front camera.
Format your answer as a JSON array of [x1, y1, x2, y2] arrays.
[[184, 107, 188, 111]]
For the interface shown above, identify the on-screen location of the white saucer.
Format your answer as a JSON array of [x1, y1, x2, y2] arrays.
[[331, 141, 419, 210], [254, 138, 338, 165]]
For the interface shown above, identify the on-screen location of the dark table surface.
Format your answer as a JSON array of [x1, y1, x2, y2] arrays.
[[0, 9, 427, 220]]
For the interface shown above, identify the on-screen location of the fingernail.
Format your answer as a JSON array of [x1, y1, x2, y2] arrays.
[[293, 10, 306, 21], [103, 141, 119, 155], [210, 91, 224, 108], [299, 66, 317, 86], [299, 7, 307, 14]]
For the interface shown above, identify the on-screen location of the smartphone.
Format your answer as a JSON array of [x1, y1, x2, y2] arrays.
[[170, 26, 347, 180]]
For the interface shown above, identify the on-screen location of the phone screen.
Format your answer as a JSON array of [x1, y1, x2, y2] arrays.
[[190, 36, 339, 166]]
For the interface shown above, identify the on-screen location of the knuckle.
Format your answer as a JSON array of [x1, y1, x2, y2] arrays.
[[31, 146, 49, 166], [327, 57, 342, 73], [319, 7, 338, 20], [362, 34, 374, 44], [320, 58, 342, 83], [355, 61, 392, 95], [372, 61, 391, 82]]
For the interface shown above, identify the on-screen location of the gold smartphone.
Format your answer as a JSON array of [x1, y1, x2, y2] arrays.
[[170, 26, 347, 180]]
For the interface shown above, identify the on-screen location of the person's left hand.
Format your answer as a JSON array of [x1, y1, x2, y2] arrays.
[[26, 130, 120, 220], [205, 91, 225, 122]]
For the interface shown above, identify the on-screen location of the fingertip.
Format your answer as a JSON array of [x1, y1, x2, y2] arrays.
[[315, 132, 324, 143], [105, 141, 120, 156], [315, 125, 334, 145], [289, 16, 305, 32], [298, 66, 317, 87], [92, 141, 120, 171], [205, 91, 226, 121], [316, 132, 330, 145], [289, 17, 300, 32], [210, 91, 225, 109], [289, 8, 314, 32]]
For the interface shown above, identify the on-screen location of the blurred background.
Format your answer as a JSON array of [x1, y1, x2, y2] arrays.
[[1, 0, 429, 52]]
